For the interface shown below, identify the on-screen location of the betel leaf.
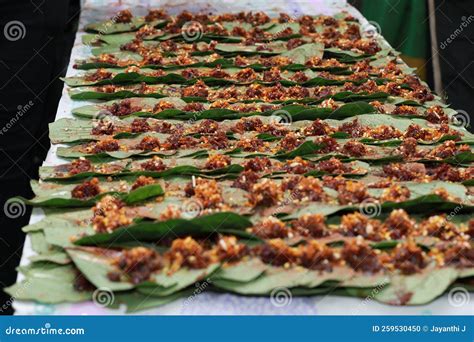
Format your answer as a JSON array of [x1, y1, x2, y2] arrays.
[[4, 263, 91, 304], [68, 84, 389, 105], [29, 250, 71, 265], [75, 54, 343, 73], [44, 225, 95, 248], [67, 248, 134, 291], [438, 151, 474, 166], [111, 289, 193, 313], [74, 212, 255, 246], [275, 141, 323, 159], [70, 88, 169, 101], [56, 146, 177, 161], [23, 208, 92, 233], [281, 102, 375, 121], [374, 266, 459, 305], [72, 97, 173, 118], [302, 160, 370, 179], [65, 69, 356, 88], [212, 266, 351, 295], [212, 259, 269, 283], [137, 263, 220, 297], [42, 164, 244, 182], [365, 181, 469, 203], [64, 72, 189, 88], [30, 231, 50, 254], [21, 183, 164, 208], [281, 193, 473, 221], [214, 41, 287, 55], [280, 43, 324, 64], [70, 99, 377, 123], [68, 247, 220, 298], [84, 18, 166, 35]]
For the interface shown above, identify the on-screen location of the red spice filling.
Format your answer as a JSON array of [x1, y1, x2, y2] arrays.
[[71, 178, 101, 199]]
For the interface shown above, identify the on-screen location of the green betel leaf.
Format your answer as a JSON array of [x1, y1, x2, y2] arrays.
[[44, 225, 95, 248], [374, 266, 459, 305], [280, 43, 324, 64], [71, 72, 193, 87], [30, 231, 50, 254], [68, 247, 220, 298], [4, 264, 91, 304], [112, 289, 192, 313], [74, 212, 254, 246], [66, 67, 362, 88], [55, 146, 177, 161], [214, 42, 287, 55], [123, 183, 165, 204], [212, 259, 269, 283], [72, 97, 175, 118], [23, 208, 92, 233], [341, 273, 390, 288], [212, 266, 350, 295], [49, 118, 96, 143], [67, 248, 134, 291], [290, 102, 374, 121], [21, 181, 164, 208], [212, 267, 308, 294], [275, 141, 323, 159], [29, 251, 71, 265], [41, 163, 243, 182], [441, 151, 474, 165], [138, 264, 219, 297], [85, 18, 166, 35], [280, 192, 473, 220]]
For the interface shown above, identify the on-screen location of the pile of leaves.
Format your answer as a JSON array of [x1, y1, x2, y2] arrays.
[[7, 9, 473, 313]]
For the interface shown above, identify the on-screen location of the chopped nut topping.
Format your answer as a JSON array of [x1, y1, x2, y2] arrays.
[[392, 241, 426, 275], [113, 247, 161, 284], [71, 178, 101, 199], [131, 176, 155, 190], [251, 217, 290, 239]]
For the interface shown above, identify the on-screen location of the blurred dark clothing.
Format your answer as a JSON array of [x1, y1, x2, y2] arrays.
[[0, 0, 80, 315], [435, 0, 474, 131]]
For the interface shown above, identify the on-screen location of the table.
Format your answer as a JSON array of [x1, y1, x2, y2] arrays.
[[14, 0, 472, 315]]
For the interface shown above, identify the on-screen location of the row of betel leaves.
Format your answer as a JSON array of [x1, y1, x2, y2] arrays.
[[7, 10, 473, 312], [8, 202, 474, 312]]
